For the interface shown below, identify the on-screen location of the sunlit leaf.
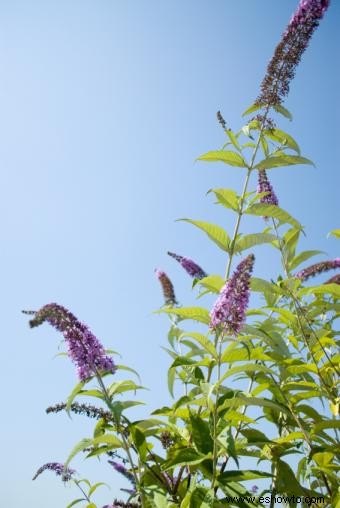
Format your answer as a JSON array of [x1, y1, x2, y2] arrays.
[[197, 150, 248, 168], [179, 219, 230, 252], [255, 155, 314, 170]]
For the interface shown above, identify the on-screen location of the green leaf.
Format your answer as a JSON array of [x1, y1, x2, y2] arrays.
[[158, 306, 210, 324], [65, 438, 93, 468], [197, 150, 247, 168], [189, 487, 214, 507], [88, 482, 107, 497], [218, 469, 272, 483], [328, 229, 340, 239], [289, 250, 323, 271], [208, 188, 239, 211], [299, 284, 340, 299], [180, 332, 219, 360], [218, 363, 275, 384], [66, 381, 86, 414], [66, 499, 85, 508], [273, 104, 293, 120], [242, 102, 263, 117], [179, 219, 230, 252], [226, 130, 242, 151], [198, 274, 224, 294], [264, 128, 300, 154], [163, 447, 208, 470], [255, 154, 314, 170], [190, 413, 214, 454], [245, 203, 302, 229], [233, 232, 277, 253], [250, 277, 283, 296], [130, 425, 148, 461], [92, 434, 123, 448]]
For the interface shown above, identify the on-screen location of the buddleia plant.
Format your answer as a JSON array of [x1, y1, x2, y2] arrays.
[[27, 1, 339, 507]]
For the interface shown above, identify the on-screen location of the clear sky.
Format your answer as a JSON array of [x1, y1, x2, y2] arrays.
[[0, 1, 339, 506]]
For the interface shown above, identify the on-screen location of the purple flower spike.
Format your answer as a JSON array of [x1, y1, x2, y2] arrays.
[[257, 170, 279, 210], [210, 254, 255, 335], [295, 258, 340, 281], [26, 303, 116, 381], [168, 252, 207, 280], [257, 0, 330, 106], [32, 462, 75, 482], [325, 273, 340, 285], [108, 460, 136, 486], [155, 269, 177, 305], [251, 485, 259, 493]]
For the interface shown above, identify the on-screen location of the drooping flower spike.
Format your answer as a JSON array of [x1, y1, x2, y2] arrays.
[[32, 462, 75, 482], [325, 273, 340, 285], [168, 251, 207, 280], [257, 0, 330, 106], [295, 258, 340, 281], [257, 170, 279, 209], [25, 303, 116, 381], [155, 269, 177, 305], [108, 460, 136, 487], [210, 254, 255, 335]]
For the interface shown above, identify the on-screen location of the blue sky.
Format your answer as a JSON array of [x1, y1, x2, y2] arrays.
[[0, 1, 339, 506]]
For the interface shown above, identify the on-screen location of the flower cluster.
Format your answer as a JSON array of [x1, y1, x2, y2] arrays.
[[216, 110, 227, 130], [295, 258, 340, 281], [210, 254, 255, 334], [155, 269, 177, 305], [26, 303, 116, 380], [46, 401, 112, 421], [108, 460, 136, 488], [32, 462, 75, 482], [325, 273, 340, 285], [257, 0, 330, 106], [168, 251, 207, 280], [103, 502, 139, 508], [257, 170, 279, 209]]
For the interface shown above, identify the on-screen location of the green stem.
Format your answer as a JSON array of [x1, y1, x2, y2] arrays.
[[211, 337, 223, 492], [94, 372, 141, 497], [74, 479, 92, 503]]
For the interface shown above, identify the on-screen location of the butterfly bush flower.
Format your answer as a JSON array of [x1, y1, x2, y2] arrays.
[[257, 170, 279, 209], [325, 273, 340, 285], [168, 251, 207, 280], [32, 462, 75, 482], [26, 303, 116, 381], [257, 0, 330, 106], [108, 460, 136, 487], [210, 254, 255, 335], [155, 269, 177, 305], [295, 258, 340, 281]]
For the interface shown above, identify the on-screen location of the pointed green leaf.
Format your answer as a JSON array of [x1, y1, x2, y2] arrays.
[[208, 188, 239, 211], [190, 413, 213, 454], [242, 102, 263, 117], [255, 154, 314, 170], [264, 128, 300, 154], [180, 332, 218, 360], [273, 104, 293, 120], [245, 203, 302, 229], [328, 229, 340, 239], [198, 274, 224, 294], [289, 250, 323, 271], [197, 150, 247, 168], [226, 130, 242, 151], [158, 306, 210, 324], [234, 232, 277, 253], [163, 447, 207, 470], [179, 219, 230, 252]]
